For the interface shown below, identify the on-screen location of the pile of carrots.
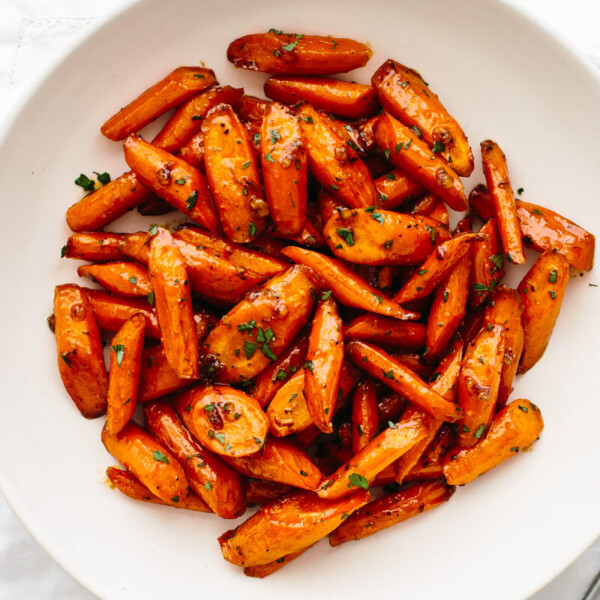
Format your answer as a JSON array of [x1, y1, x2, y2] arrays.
[[51, 30, 594, 576]]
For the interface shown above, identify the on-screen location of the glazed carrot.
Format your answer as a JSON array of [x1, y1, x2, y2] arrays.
[[377, 392, 406, 424], [202, 266, 317, 383], [101, 66, 216, 140], [317, 415, 429, 500], [123, 135, 220, 234], [243, 479, 292, 505], [260, 102, 308, 236], [54, 284, 108, 418], [404, 424, 455, 482], [281, 246, 419, 321], [375, 111, 467, 211], [106, 467, 211, 512], [457, 324, 505, 447], [63, 232, 126, 262], [267, 370, 313, 437], [202, 104, 269, 243], [176, 130, 205, 169], [517, 250, 570, 373], [148, 228, 198, 379], [343, 314, 426, 351], [138, 345, 190, 402], [407, 193, 439, 217], [354, 115, 379, 152], [219, 488, 370, 567], [297, 104, 378, 209], [469, 218, 504, 309], [323, 207, 448, 266], [233, 95, 271, 122], [106, 313, 145, 435], [372, 59, 474, 176], [351, 379, 379, 453], [251, 333, 309, 408], [427, 199, 450, 227], [268, 217, 326, 248], [244, 546, 313, 578], [377, 265, 397, 296], [469, 184, 595, 271], [443, 399, 544, 485], [329, 480, 455, 546], [392, 352, 434, 380], [483, 286, 525, 407], [145, 400, 245, 518], [227, 32, 372, 75], [264, 76, 379, 118], [101, 421, 188, 503], [480, 140, 525, 264], [66, 171, 153, 232], [152, 86, 243, 152], [137, 196, 174, 216], [119, 231, 151, 265], [305, 297, 344, 433], [394, 233, 482, 305], [346, 341, 463, 422], [326, 117, 367, 154], [77, 262, 152, 298], [425, 253, 471, 359]]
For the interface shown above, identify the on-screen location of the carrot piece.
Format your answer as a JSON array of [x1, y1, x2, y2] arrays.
[[392, 352, 434, 379], [469, 218, 505, 309], [243, 479, 292, 505], [101, 66, 216, 140], [443, 399, 544, 485], [346, 340, 463, 422], [176, 130, 205, 169], [138, 345, 190, 402], [404, 424, 455, 482], [281, 246, 419, 321], [118, 231, 151, 265], [268, 217, 326, 249], [106, 313, 145, 435], [329, 480, 455, 546], [151, 86, 243, 152], [64, 232, 126, 262], [226, 33, 372, 75], [427, 198, 450, 227], [101, 421, 188, 502], [148, 228, 198, 379], [483, 286, 525, 407], [264, 76, 379, 119], [219, 488, 370, 567], [201, 103, 268, 242], [323, 206, 448, 266], [480, 140, 525, 264], [305, 297, 344, 433], [106, 467, 211, 512], [377, 392, 407, 425], [351, 379, 379, 454], [145, 400, 245, 518], [77, 261, 152, 298], [53, 284, 108, 418], [297, 104, 378, 208], [375, 111, 467, 211], [517, 250, 570, 373], [244, 546, 313, 578], [372, 59, 474, 176], [233, 95, 272, 122], [344, 314, 426, 351], [66, 171, 153, 232], [426, 253, 471, 359], [326, 117, 367, 154]]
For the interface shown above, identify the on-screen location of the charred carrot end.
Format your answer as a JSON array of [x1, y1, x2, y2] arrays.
[[54, 284, 108, 418], [227, 33, 372, 75], [344, 314, 426, 351], [244, 546, 313, 578], [64, 232, 126, 262], [351, 379, 379, 454], [443, 399, 544, 485], [101, 66, 217, 141], [77, 262, 152, 298], [148, 228, 199, 379]]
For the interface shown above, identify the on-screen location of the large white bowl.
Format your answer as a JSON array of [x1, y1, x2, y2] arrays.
[[0, 0, 599, 598]]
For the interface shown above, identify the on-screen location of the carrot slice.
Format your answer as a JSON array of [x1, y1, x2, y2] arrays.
[[344, 314, 426, 351], [469, 218, 504, 309], [351, 379, 379, 454], [77, 262, 152, 298], [64, 232, 126, 262]]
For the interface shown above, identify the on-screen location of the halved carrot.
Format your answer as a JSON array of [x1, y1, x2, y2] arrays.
[[264, 76, 379, 119], [329, 480, 455, 546], [517, 250, 570, 373], [64, 232, 126, 262], [148, 228, 198, 379], [378, 265, 397, 296], [443, 399, 544, 485], [77, 262, 152, 298], [305, 297, 344, 433], [138, 344, 190, 402], [346, 340, 463, 422], [268, 216, 326, 248], [343, 314, 426, 351], [404, 424, 455, 482], [119, 231, 151, 265], [101, 66, 216, 140], [355, 115, 380, 152], [227, 32, 372, 75], [480, 140, 525, 264], [372, 59, 474, 176], [469, 218, 504, 309], [281, 246, 419, 321], [106, 313, 145, 435], [244, 546, 313, 578], [351, 379, 379, 453], [392, 352, 434, 380], [377, 392, 407, 425], [145, 400, 245, 518], [427, 198, 450, 227], [54, 284, 108, 418], [176, 130, 205, 169], [233, 95, 272, 122], [243, 479, 292, 505], [375, 112, 467, 211], [297, 104, 378, 208], [260, 102, 308, 236], [326, 117, 367, 154]]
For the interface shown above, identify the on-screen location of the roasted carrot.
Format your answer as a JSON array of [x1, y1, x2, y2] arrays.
[[517, 250, 570, 373], [77, 262, 152, 298], [101, 66, 216, 140], [227, 32, 372, 75], [326, 117, 367, 154], [355, 114, 379, 152], [469, 218, 504, 309], [176, 130, 205, 169], [392, 352, 434, 380], [119, 231, 151, 265], [343, 314, 426, 351], [351, 379, 379, 453], [377, 392, 407, 424], [63, 232, 127, 262], [233, 95, 271, 122], [138, 345, 190, 402], [106, 313, 145, 435], [243, 479, 292, 505], [244, 546, 313, 578], [268, 216, 326, 248], [404, 424, 455, 482]]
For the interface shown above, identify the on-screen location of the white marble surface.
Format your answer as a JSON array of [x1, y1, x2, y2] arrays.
[[0, 0, 598, 598]]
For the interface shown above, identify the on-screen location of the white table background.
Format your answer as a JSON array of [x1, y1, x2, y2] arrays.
[[0, 0, 599, 598]]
